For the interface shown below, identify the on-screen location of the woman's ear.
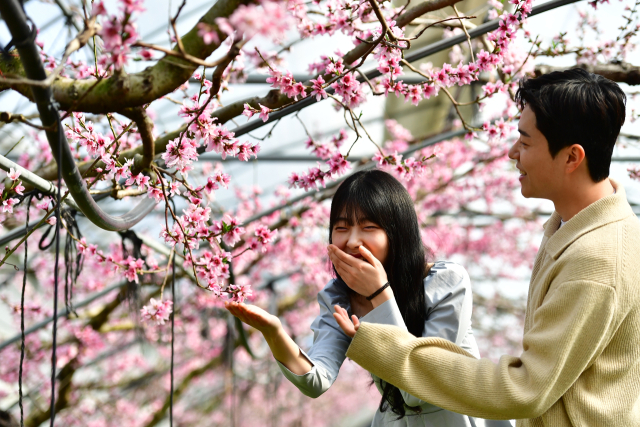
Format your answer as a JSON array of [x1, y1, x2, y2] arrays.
[[565, 144, 586, 174]]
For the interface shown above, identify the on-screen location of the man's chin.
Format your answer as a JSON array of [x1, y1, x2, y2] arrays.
[[520, 185, 533, 199]]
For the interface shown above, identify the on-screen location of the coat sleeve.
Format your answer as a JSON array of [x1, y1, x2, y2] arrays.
[[275, 280, 352, 398], [358, 263, 477, 408], [346, 280, 617, 420]]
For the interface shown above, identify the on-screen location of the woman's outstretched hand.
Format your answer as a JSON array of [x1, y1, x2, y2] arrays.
[[225, 301, 313, 375], [225, 301, 282, 338], [333, 305, 360, 338], [327, 244, 391, 306]]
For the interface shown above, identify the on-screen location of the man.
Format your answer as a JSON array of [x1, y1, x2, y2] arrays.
[[329, 68, 640, 426]]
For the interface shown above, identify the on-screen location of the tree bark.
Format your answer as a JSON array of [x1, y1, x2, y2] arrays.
[[535, 62, 640, 85], [0, 0, 250, 113]]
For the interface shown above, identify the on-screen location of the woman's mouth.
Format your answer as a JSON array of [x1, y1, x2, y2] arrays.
[[347, 252, 363, 259]]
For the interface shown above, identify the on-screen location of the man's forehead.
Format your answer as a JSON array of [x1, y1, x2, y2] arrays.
[[519, 106, 536, 130]]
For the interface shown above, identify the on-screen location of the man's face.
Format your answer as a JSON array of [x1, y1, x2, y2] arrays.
[[508, 105, 566, 199]]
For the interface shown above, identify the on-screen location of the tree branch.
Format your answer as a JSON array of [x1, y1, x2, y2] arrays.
[[120, 107, 156, 173], [535, 62, 640, 85], [34, 0, 464, 181], [395, 0, 463, 28], [0, 0, 250, 113]]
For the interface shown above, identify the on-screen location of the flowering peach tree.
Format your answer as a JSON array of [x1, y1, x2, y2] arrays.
[[0, 0, 637, 425]]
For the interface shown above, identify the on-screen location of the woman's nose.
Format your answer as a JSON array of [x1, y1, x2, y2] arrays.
[[346, 231, 363, 248]]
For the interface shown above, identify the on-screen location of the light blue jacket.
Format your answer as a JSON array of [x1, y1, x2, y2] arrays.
[[276, 261, 512, 427]]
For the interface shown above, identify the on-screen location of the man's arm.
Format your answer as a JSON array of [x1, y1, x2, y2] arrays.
[[343, 280, 617, 420]]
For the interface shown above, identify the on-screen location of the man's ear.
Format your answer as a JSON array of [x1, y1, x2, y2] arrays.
[[565, 144, 586, 174]]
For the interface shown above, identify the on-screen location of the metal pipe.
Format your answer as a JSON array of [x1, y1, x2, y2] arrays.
[[0, 154, 80, 211], [0, 0, 157, 231], [192, 155, 640, 163]]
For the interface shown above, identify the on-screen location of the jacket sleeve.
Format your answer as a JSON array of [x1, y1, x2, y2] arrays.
[[346, 280, 617, 420], [358, 263, 477, 408], [275, 280, 352, 398]]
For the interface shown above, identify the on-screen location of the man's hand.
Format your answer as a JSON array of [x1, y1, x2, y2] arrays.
[[333, 304, 360, 338], [327, 244, 392, 307]]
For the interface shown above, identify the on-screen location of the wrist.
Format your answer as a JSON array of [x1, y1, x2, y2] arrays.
[[370, 286, 393, 309], [262, 321, 284, 343]]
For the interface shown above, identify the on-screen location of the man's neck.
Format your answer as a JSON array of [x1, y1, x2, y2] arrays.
[[553, 178, 616, 222]]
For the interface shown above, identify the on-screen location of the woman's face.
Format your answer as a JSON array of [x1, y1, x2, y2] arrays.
[[331, 213, 389, 266]]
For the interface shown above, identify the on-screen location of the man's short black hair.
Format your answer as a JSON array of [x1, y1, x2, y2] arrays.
[[515, 68, 626, 182]]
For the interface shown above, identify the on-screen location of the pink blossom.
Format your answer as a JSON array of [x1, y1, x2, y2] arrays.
[[14, 182, 24, 196], [310, 76, 328, 101], [258, 104, 271, 122], [2, 198, 18, 213], [91, 0, 107, 16], [197, 23, 220, 45], [227, 283, 253, 302], [223, 0, 294, 43], [327, 152, 350, 176], [120, 0, 145, 14], [7, 168, 20, 181], [405, 85, 423, 106], [237, 142, 260, 162], [242, 103, 255, 118], [36, 198, 50, 210], [140, 298, 173, 325], [205, 171, 231, 193]]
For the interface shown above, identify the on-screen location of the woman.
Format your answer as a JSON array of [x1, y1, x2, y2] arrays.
[[225, 170, 503, 426]]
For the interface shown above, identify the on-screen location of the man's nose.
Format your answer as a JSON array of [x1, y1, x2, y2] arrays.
[[508, 140, 519, 160]]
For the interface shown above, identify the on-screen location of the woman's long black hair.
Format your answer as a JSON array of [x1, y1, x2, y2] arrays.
[[329, 170, 429, 418]]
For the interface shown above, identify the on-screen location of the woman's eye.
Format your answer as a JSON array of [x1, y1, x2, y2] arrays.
[[334, 227, 347, 231]]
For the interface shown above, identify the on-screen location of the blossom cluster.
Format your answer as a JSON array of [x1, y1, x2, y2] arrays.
[[92, 0, 145, 69], [372, 151, 436, 181], [217, 0, 294, 43], [0, 168, 23, 216], [140, 298, 173, 325], [65, 112, 113, 158], [76, 237, 152, 284]]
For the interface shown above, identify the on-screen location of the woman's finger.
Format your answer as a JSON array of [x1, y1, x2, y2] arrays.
[[332, 311, 355, 338], [328, 245, 359, 268], [358, 245, 381, 267], [333, 304, 347, 317], [329, 250, 358, 280], [351, 315, 360, 332]]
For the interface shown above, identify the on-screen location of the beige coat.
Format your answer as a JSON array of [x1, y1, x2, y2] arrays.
[[346, 180, 640, 426]]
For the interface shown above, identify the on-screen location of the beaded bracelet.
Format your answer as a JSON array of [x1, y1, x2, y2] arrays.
[[366, 281, 390, 301]]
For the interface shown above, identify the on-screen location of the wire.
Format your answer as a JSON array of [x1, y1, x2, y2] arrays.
[[19, 193, 34, 427], [170, 250, 175, 426], [49, 91, 62, 427]]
